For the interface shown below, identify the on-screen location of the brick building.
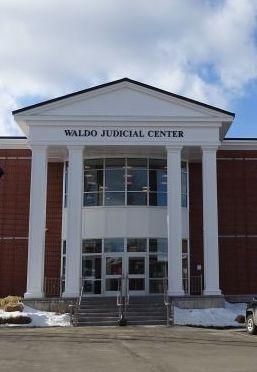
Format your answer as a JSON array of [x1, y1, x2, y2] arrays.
[[0, 78, 256, 307]]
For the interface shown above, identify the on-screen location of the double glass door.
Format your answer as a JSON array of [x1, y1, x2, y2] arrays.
[[104, 252, 146, 295]]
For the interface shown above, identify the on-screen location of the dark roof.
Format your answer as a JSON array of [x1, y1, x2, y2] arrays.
[[0, 136, 27, 139], [224, 137, 257, 141], [12, 77, 235, 117]]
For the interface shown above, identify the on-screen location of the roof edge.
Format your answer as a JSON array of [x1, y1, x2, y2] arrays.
[[12, 77, 235, 118]]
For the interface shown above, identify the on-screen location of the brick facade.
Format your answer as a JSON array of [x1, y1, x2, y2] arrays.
[[0, 150, 63, 297], [0, 150, 31, 296], [0, 147, 257, 297]]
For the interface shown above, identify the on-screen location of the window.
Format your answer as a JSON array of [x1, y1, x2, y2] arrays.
[[104, 238, 124, 252], [149, 238, 168, 294], [105, 158, 125, 206], [181, 161, 188, 208], [84, 159, 104, 206], [127, 158, 147, 205], [61, 241, 66, 293], [81, 158, 188, 207], [149, 159, 167, 206]]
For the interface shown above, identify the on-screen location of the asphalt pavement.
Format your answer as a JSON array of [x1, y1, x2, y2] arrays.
[[0, 325, 256, 372]]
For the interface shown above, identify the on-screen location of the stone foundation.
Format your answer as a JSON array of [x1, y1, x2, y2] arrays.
[[23, 298, 76, 313], [171, 295, 225, 309]]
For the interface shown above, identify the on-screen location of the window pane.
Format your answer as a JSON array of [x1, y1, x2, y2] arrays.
[[105, 192, 125, 206], [82, 239, 102, 254], [127, 158, 147, 167], [83, 280, 101, 294], [181, 194, 187, 208], [127, 169, 147, 191], [84, 192, 103, 206], [105, 169, 125, 191], [105, 158, 125, 168], [149, 170, 167, 192], [181, 161, 187, 171], [129, 278, 145, 291], [181, 172, 187, 194], [149, 255, 167, 278], [149, 192, 167, 206], [127, 238, 147, 252], [104, 238, 124, 252], [129, 257, 145, 274], [106, 257, 122, 275], [84, 159, 103, 169], [62, 241, 66, 255], [84, 170, 103, 192], [105, 278, 119, 291], [149, 159, 166, 169], [82, 256, 102, 278], [149, 238, 168, 254], [127, 192, 147, 205], [149, 279, 164, 293]]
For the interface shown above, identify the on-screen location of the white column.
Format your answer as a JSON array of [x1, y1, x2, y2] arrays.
[[166, 145, 184, 296], [63, 146, 84, 297], [202, 146, 221, 295], [24, 145, 48, 298]]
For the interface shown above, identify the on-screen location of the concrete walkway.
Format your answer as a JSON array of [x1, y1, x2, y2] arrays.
[[0, 326, 256, 372]]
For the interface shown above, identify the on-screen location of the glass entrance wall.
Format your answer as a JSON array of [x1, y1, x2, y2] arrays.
[[78, 238, 190, 295]]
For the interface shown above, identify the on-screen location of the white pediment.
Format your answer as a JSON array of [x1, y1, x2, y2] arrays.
[[16, 81, 231, 120]]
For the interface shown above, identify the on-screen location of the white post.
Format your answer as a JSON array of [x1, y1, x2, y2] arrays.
[[63, 146, 84, 297], [24, 145, 48, 298], [166, 145, 184, 296], [202, 146, 221, 295]]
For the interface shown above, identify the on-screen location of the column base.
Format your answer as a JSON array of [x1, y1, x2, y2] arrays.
[[62, 291, 79, 298], [203, 289, 222, 296], [24, 291, 44, 299], [168, 290, 185, 297]]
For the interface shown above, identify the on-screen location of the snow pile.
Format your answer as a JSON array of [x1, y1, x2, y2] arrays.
[[0, 305, 70, 327], [174, 302, 246, 327]]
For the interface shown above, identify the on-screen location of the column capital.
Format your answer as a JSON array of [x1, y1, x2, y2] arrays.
[[166, 144, 183, 153], [201, 144, 219, 153], [29, 144, 48, 152], [67, 145, 84, 153]]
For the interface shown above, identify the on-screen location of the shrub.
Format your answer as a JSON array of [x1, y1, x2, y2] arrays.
[[4, 303, 24, 313], [0, 316, 31, 325], [0, 296, 22, 309]]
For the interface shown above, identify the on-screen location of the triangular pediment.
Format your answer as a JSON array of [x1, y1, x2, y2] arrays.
[[13, 79, 234, 121]]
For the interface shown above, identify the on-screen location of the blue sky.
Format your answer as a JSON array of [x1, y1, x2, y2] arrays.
[[1, 0, 257, 137]]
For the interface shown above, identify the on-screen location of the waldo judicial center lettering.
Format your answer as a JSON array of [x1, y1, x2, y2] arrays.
[[64, 128, 184, 138]]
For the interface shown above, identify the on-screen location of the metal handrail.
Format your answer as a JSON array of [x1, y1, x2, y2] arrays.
[[163, 276, 173, 327], [71, 278, 86, 326], [117, 274, 129, 325]]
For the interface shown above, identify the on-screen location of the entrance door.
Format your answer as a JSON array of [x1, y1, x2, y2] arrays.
[[103, 238, 147, 296], [82, 255, 102, 295], [127, 254, 146, 294]]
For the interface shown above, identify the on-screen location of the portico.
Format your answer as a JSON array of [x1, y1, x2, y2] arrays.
[[12, 78, 234, 303]]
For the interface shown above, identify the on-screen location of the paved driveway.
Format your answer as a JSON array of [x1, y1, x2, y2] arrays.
[[0, 326, 256, 372]]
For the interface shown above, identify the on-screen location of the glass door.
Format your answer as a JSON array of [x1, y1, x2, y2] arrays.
[[103, 238, 124, 295], [82, 255, 102, 295], [126, 238, 147, 295]]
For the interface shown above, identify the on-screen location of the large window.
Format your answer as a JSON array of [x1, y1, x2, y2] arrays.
[[81, 158, 187, 207]]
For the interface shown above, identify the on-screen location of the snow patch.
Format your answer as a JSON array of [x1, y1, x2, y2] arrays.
[[0, 305, 70, 327], [174, 302, 246, 327]]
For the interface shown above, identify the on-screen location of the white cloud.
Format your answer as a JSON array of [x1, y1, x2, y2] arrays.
[[0, 0, 257, 135]]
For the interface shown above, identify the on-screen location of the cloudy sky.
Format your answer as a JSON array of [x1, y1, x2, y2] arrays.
[[1, 0, 257, 137]]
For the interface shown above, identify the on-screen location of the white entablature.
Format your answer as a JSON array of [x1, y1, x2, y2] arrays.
[[13, 78, 234, 146]]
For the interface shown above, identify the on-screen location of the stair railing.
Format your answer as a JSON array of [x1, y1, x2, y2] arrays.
[[163, 276, 173, 327], [71, 277, 86, 326], [117, 274, 129, 325]]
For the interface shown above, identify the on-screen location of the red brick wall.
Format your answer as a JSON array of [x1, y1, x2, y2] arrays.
[[217, 150, 257, 295], [0, 149, 64, 298], [189, 151, 257, 296], [44, 162, 64, 296], [188, 162, 204, 293], [0, 149, 31, 296]]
